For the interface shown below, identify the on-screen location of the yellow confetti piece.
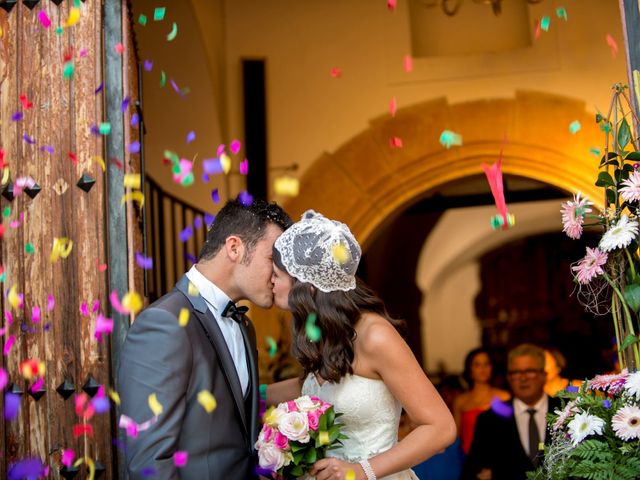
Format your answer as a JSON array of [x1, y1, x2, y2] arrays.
[[197, 390, 217, 413], [86, 458, 95, 480], [219, 153, 231, 175], [187, 281, 199, 296], [123, 173, 141, 189], [50, 237, 73, 263], [634, 70, 640, 113], [345, 469, 356, 480], [331, 243, 350, 264], [274, 176, 300, 197], [91, 155, 106, 172], [0, 25, 3, 38], [65, 7, 80, 27], [121, 191, 145, 207], [108, 388, 121, 405], [264, 406, 279, 426], [2, 168, 9, 185], [148, 393, 163, 416], [8, 284, 20, 309], [318, 431, 330, 445], [178, 308, 189, 326], [121, 291, 143, 314]]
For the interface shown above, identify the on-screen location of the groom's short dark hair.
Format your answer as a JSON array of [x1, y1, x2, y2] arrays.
[[198, 198, 292, 262]]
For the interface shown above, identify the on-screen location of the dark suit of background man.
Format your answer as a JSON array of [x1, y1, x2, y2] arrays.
[[118, 199, 292, 479], [462, 343, 561, 480]]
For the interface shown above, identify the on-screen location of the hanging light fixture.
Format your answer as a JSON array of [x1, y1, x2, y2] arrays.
[[419, 0, 544, 17]]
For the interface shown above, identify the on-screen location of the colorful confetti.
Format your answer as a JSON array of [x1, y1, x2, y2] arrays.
[[330, 67, 342, 78], [305, 312, 321, 342], [389, 136, 403, 148], [439, 130, 462, 149], [166, 22, 178, 41], [606, 34, 618, 58], [186, 130, 196, 144], [230, 140, 241, 154], [556, 7, 567, 21], [390, 96, 397, 117], [138, 14, 147, 26], [569, 120, 581, 135], [135, 252, 153, 269], [94, 315, 114, 342], [148, 393, 163, 416], [173, 451, 188, 468], [178, 308, 189, 327], [540, 16, 550, 31], [154, 7, 166, 21], [274, 176, 299, 197], [239, 159, 249, 175], [211, 189, 220, 204], [266, 336, 277, 358], [197, 390, 217, 413], [4, 392, 20, 420], [403, 54, 413, 72]]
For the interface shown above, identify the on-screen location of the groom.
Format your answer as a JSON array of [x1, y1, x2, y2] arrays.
[[118, 198, 291, 479]]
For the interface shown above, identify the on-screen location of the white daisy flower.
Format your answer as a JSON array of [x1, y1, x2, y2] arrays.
[[567, 411, 605, 446], [599, 215, 639, 252], [619, 171, 640, 203], [612, 405, 640, 441], [625, 370, 640, 400]]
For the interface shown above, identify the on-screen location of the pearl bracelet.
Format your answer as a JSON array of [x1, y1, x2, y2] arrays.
[[358, 459, 377, 480]]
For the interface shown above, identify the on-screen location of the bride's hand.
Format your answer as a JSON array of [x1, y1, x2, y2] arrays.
[[309, 457, 363, 480]]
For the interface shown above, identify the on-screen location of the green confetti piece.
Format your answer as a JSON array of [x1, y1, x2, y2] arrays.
[[160, 70, 166, 87], [171, 164, 181, 175], [600, 122, 612, 134], [55, 26, 64, 35], [74, 0, 81, 6], [138, 14, 147, 26], [0, 273, 5, 283], [3, 206, 10, 217], [164, 150, 179, 164], [589, 147, 601, 156], [180, 172, 194, 186], [569, 120, 581, 135], [305, 312, 321, 342], [63, 62, 74, 79], [556, 7, 567, 21], [154, 7, 166, 21], [540, 16, 550, 32], [439, 130, 462, 149], [99, 122, 111, 135], [266, 336, 278, 358], [166, 22, 178, 41], [25, 243, 35, 254]]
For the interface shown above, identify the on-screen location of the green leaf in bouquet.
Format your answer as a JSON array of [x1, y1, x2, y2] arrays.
[[319, 411, 328, 432], [623, 163, 635, 173], [618, 118, 631, 150], [596, 112, 604, 123], [292, 449, 305, 464], [620, 333, 639, 350], [623, 284, 640, 312], [599, 151, 620, 168], [328, 424, 342, 443], [289, 464, 305, 477], [614, 168, 629, 184], [303, 447, 317, 464], [595, 172, 615, 187], [605, 187, 617, 204], [624, 151, 640, 161], [290, 441, 306, 453]]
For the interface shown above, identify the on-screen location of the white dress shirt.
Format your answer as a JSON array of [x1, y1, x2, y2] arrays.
[[513, 395, 548, 454], [185, 265, 249, 395]]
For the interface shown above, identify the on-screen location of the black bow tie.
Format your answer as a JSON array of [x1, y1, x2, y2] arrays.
[[222, 301, 249, 323]]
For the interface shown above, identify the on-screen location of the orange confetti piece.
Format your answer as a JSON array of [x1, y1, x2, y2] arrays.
[[403, 54, 413, 72], [606, 34, 618, 58]]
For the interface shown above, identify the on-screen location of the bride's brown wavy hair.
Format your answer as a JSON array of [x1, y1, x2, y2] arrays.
[[274, 248, 405, 383]]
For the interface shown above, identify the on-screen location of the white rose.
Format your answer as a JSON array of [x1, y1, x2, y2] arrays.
[[295, 395, 319, 412], [278, 411, 310, 442], [265, 405, 286, 427], [258, 442, 286, 471]]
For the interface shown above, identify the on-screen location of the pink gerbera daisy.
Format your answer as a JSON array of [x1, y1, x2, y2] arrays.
[[561, 193, 592, 239], [587, 369, 629, 394], [619, 171, 640, 203], [571, 247, 608, 284], [612, 405, 640, 441], [553, 398, 581, 431]]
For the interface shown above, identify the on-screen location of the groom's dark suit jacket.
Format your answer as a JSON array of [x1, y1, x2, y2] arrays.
[[461, 396, 560, 480], [118, 275, 259, 479]]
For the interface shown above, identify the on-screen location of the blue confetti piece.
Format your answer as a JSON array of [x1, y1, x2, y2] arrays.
[[491, 398, 514, 418], [121, 96, 131, 113], [184, 252, 197, 265], [204, 213, 216, 226], [540, 16, 550, 31], [180, 226, 193, 243], [238, 191, 253, 206], [4, 392, 20, 420], [203, 158, 223, 175], [144, 59, 154, 72], [95, 82, 104, 94], [439, 130, 462, 149], [22, 134, 36, 145], [211, 188, 220, 204], [128, 141, 141, 153], [193, 216, 203, 229], [11, 111, 23, 122], [40, 145, 54, 154], [186, 131, 196, 144], [569, 120, 581, 134], [131, 112, 140, 128]]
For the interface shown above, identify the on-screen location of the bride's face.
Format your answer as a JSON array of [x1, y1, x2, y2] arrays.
[[271, 263, 293, 310]]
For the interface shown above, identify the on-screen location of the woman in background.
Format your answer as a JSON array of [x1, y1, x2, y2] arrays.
[[453, 348, 510, 455]]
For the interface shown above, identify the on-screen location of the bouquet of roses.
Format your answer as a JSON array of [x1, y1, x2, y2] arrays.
[[528, 370, 640, 480], [255, 395, 346, 479]]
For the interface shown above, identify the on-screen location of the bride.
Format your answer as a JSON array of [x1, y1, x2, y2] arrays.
[[265, 210, 456, 480]]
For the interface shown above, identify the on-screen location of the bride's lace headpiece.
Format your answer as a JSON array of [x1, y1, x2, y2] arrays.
[[274, 210, 361, 293]]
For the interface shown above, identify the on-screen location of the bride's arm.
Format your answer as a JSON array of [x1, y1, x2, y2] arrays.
[[265, 377, 302, 406]]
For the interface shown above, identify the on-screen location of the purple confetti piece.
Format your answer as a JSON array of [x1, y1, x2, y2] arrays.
[[95, 83, 104, 94], [40, 145, 54, 154], [230, 139, 241, 155], [0, 368, 7, 390], [92, 395, 110, 413], [170, 78, 188, 97], [179, 226, 193, 243], [130, 112, 139, 128], [142, 467, 157, 477], [184, 253, 197, 265], [204, 213, 215, 226], [22, 134, 36, 145], [90, 124, 101, 136], [602, 399, 611, 409], [4, 392, 20, 420], [79, 48, 88, 58], [238, 191, 253, 206], [193, 216, 203, 229], [202, 173, 210, 183], [239, 159, 249, 175], [7, 457, 47, 480], [490, 397, 513, 418], [144, 59, 154, 72], [31, 306, 40, 323], [567, 385, 579, 393], [186, 130, 196, 144], [121, 96, 131, 112], [211, 188, 220, 204], [128, 141, 141, 154], [11, 111, 23, 122], [43, 323, 51, 332], [135, 251, 153, 270], [203, 158, 223, 175]]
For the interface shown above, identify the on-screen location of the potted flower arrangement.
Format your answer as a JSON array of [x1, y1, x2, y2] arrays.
[[529, 84, 640, 479]]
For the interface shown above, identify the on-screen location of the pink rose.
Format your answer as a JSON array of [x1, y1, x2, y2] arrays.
[[286, 400, 299, 412], [264, 425, 274, 442], [307, 410, 321, 431], [274, 431, 289, 450], [319, 402, 332, 413]]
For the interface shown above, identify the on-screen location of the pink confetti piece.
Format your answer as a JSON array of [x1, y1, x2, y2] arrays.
[[135, 252, 153, 269], [30, 377, 44, 393], [230, 140, 241, 155], [3, 335, 16, 356], [0, 367, 7, 390], [9, 212, 25, 229], [390, 97, 397, 117], [109, 290, 128, 315], [211, 189, 220, 204], [121, 96, 130, 112], [216, 144, 226, 156], [330, 67, 342, 78], [61, 449, 75, 468], [170, 78, 189, 97], [115, 43, 124, 54], [119, 414, 158, 438], [533, 18, 541, 40], [80, 303, 89, 316], [94, 314, 114, 342], [92, 299, 100, 313], [4, 392, 20, 420], [5, 310, 13, 326], [387, 0, 397, 10], [239, 159, 249, 175], [403, 54, 413, 72], [38, 10, 51, 28], [173, 451, 188, 468], [144, 59, 153, 71], [96, 259, 108, 272], [389, 136, 403, 148], [46, 294, 55, 312], [606, 34, 618, 58], [31, 306, 40, 323], [482, 136, 510, 230], [186, 131, 196, 144], [79, 48, 88, 58]]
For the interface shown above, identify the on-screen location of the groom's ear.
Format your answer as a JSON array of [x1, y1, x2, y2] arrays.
[[224, 235, 245, 263]]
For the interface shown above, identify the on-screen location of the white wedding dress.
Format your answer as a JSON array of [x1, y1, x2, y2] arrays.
[[301, 373, 419, 480]]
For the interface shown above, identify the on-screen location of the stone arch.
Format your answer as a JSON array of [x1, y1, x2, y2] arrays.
[[284, 90, 603, 246]]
